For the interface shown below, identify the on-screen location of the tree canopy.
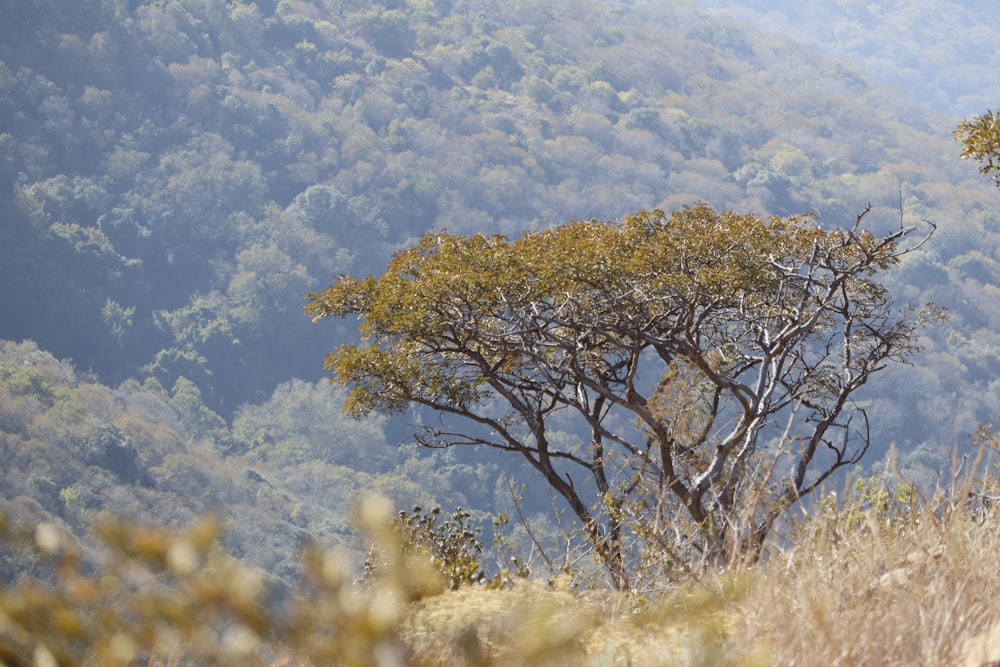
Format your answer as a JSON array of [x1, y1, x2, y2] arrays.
[[956, 110, 1000, 187], [309, 203, 940, 588]]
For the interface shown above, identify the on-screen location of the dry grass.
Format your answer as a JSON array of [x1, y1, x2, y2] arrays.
[[3, 489, 1000, 665], [729, 505, 1000, 665], [401, 578, 735, 666], [399, 485, 1000, 666]]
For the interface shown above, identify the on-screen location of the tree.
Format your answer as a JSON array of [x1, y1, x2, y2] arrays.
[[308, 203, 938, 589], [955, 109, 1000, 186]]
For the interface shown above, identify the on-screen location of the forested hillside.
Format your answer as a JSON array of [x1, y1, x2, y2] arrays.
[[700, 0, 1000, 116], [0, 339, 501, 588], [3, 0, 1000, 582]]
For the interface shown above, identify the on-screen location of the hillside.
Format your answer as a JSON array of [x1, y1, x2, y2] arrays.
[[0, 339, 499, 588], [3, 0, 1000, 578]]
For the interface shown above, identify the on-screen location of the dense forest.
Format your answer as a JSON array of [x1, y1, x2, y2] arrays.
[[4, 0, 1000, 594]]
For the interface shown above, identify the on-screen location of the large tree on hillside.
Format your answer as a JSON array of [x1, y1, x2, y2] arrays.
[[307, 203, 938, 590]]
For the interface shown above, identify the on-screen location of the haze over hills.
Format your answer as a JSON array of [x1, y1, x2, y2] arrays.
[[2, 0, 1000, 582], [700, 0, 1000, 117]]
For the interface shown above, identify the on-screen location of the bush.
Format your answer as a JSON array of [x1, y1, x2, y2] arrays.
[[364, 505, 492, 590]]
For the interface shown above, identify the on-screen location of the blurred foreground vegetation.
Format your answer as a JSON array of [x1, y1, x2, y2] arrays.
[[4, 462, 1000, 665]]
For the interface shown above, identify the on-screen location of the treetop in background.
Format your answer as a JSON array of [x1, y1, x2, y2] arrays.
[[956, 110, 1000, 187]]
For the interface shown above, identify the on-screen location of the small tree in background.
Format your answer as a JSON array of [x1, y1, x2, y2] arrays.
[[363, 506, 490, 590], [955, 109, 1000, 186], [308, 203, 939, 590]]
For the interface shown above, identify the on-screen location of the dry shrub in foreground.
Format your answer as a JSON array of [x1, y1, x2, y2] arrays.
[[0, 497, 437, 666]]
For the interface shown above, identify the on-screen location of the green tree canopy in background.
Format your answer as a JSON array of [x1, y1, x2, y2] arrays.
[[309, 203, 940, 589]]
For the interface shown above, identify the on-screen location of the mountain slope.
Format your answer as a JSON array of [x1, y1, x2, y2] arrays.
[[1, 0, 999, 479]]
